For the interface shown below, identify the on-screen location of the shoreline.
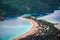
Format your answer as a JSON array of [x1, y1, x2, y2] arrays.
[[12, 17, 40, 40], [10, 17, 33, 40]]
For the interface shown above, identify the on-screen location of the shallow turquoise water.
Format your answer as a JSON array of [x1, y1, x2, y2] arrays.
[[0, 17, 32, 40]]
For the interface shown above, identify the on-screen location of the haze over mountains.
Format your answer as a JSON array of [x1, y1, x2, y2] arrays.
[[0, 0, 60, 20]]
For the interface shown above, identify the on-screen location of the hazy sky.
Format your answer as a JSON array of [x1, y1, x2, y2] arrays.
[[38, 10, 60, 29]]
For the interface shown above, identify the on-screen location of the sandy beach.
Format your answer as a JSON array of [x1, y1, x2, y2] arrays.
[[12, 17, 42, 40]]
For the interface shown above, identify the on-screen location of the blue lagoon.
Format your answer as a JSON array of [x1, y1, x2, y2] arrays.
[[0, 17, 32, 40]]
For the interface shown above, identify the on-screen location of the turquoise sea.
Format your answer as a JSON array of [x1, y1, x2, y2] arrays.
[[0, 17, 32, 40]]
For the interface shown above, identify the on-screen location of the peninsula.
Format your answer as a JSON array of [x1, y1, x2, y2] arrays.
[[12, 16, 60, 40]]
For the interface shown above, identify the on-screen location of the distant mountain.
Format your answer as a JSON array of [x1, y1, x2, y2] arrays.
[[0, 0, 60, 20]]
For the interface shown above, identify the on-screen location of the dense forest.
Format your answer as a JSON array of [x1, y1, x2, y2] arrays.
[[0, 0, 60, 21]]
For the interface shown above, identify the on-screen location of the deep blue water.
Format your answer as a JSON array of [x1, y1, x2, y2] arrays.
[[0, 17, 32, 40]]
